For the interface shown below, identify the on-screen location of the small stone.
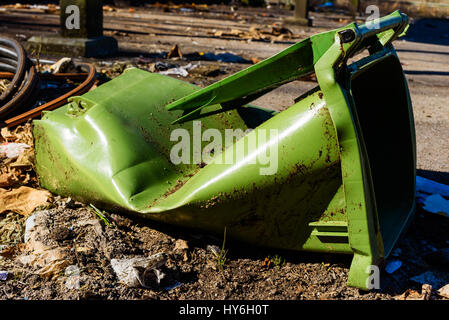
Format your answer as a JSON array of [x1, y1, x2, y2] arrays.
[[174, 239, 189, 251]]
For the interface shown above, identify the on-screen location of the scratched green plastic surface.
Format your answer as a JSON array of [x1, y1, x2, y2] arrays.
[[34, 11, 415, 290]]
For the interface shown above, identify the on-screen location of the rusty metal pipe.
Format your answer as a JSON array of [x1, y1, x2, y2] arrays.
[[3, 62, 96, 127]]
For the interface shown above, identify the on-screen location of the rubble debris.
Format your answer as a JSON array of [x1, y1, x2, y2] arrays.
[[207, 245, 220, 256], [0, 186, 51, 216], [53, 196, 79, 210], [190, 65, 223, 77], [0, 212, 25, 245], [103, 5, 116, 12], [1, 123, 34, 145], [0, 3, 59, 14], [64, 265, 80, 290], [0, 123, 36, 188], [210, 24, 294, 42], [174, 239, 189, 251], [174, 239, 189, 262], [111, 253, 168, 288], [0, 79, 10, 94], [49, 58, 77, 74]]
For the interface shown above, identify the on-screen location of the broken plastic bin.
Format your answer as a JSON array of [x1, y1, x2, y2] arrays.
[[33, 11, 416, 290]]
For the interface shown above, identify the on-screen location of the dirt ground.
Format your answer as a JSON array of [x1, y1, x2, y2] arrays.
[[0, 3, 448, 300]]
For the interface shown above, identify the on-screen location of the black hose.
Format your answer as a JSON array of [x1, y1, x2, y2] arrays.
[[0, 37, 96, 124], [0, 45, 18, 59], [0, 64, 40, 118], [0, 57, 18, 67], [0, 38, 27, 106], [0, 37, 40, 118], [0, 62, 17, 73]]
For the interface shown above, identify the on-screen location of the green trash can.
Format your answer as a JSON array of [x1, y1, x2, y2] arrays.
[[33, 11, 416, 290]]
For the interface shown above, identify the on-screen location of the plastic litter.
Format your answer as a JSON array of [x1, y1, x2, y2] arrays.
[[0, 270, 8, 280], [64, 265, 81, 290], [111, 253, 168, 288], [165, 281, 182, 291], [201, 52, 249, 63], [0, 142, 30, 159], [159, 63, 197, 77], [416, 176, 449, 217], [385, 260, 402, 274], [421, 194, 449, 217], [19, 210, 71, 278], [416, 176, 449, 197]]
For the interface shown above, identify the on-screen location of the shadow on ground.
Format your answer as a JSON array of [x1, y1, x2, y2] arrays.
[[404, 18, 449, 46]]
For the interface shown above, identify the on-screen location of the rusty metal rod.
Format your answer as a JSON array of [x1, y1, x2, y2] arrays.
[[3, 62, 96, 127]]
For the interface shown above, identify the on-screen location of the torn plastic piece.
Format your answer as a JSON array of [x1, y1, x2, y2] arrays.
[[422, 194, 449, 217], [159, 63, 197, 77], [201, 52, 250, 63], [437, 283, 449, 299], [111, 253, 168, 288], [0, 270, 8, 280], [416, 176, 449, 197], [385, 260, 402, 274], [0, 142, 29, 159], [165, 281, 182, 291]]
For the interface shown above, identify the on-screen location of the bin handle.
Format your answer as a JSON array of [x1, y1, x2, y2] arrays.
[[165, 11, 409, 124]]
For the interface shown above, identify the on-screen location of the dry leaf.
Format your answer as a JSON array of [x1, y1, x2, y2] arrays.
[[0, 245, 18, 258], [0, 186, 51, 216], [437, 284, 449, 299], [9, 148, 35, 168], [167, 44, 182, 59], [0, 173, 14, 187], [395, 284, 433, 300]]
